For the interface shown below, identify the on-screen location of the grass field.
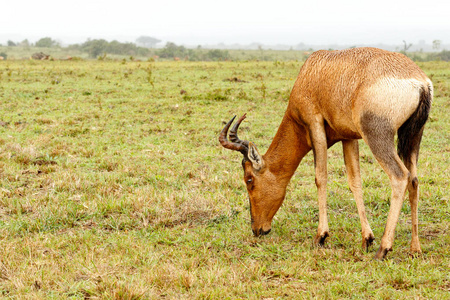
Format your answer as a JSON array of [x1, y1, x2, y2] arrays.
[[0, 58, 449, 299]]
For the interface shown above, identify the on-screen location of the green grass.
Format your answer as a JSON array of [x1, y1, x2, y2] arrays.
[[0, 59, 449, 299]]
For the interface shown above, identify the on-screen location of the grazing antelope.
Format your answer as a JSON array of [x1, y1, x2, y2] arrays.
[[219, 47, 432, 259]]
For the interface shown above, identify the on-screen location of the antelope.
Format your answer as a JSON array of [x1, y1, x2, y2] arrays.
[[219, 47, 432, 259]]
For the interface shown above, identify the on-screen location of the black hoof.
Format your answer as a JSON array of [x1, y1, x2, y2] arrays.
[[362, 235, 375, 252], [374, 247, 391, 260], [314, 232, 329, 247]]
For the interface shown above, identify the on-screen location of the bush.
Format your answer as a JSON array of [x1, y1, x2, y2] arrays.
[[204, 49, 230, 61], [432, 50, 450, 61], [35, 37, 59, 48], [156, 43, 230, 61], [79, 39, 151, 58], [157, 42, 190, 59], [81, 39, 109, 58]]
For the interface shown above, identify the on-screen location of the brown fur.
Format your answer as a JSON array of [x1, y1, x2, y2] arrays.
[[220, 47, 432, 259]]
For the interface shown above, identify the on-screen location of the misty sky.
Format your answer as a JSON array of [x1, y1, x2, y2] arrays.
[[2, 0, 449, 45]]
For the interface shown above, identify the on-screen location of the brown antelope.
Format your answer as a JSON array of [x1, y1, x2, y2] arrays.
[[219, 47, 432, 259]]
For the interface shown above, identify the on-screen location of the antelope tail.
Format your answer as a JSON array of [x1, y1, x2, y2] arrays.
[[397, 83, 432, 162]]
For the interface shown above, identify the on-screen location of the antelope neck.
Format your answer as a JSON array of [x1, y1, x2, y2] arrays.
[[263, 114, 311, 180]]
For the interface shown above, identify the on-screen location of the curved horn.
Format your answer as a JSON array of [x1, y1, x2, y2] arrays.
[[229, 114, 250, 148], [219, 114, 249, 155]]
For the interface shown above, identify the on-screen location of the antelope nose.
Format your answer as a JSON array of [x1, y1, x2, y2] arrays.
[[252, 227, 260, 237], [252, 227, 271, 237], [261, 228, 271, 236]]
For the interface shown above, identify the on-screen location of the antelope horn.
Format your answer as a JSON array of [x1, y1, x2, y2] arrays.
[[219, 114, 249, 156], [229, 114, 250, 147]]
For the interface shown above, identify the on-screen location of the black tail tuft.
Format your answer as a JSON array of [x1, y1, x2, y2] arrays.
[[397, 85, 432, 162]]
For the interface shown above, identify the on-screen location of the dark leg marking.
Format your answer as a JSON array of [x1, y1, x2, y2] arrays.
[[360, 112, 404, 178], [411, 177, 419, 189]]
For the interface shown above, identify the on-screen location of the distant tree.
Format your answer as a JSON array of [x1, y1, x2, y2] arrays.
[[205, 49, 230, 61], [296, 43, 306, 50], [136, 36, 161, 48], [81, 39, 109, 58], [402, 40, 413, 52], [431, 49, 450, 61], [19, 39, 30, 47], [79, 39, 150, 58], [36, 37, 59, 48], [7, 40, 16, 47], [432, 40, 441, 51], [157, 42, 188, 58]]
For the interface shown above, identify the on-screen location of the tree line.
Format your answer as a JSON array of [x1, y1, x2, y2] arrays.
[[2, 36, 449, 62], [3, 36, 230, 61], [6, 37, 58, 48]]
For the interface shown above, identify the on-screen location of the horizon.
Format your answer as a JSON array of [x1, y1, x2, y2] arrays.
[[1, 33, 448, 51]]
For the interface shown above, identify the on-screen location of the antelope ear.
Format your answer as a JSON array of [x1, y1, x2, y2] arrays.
[[248, 142, 264, 170]]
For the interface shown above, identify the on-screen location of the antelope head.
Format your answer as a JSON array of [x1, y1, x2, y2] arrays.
[[219, 114, 287, 237]]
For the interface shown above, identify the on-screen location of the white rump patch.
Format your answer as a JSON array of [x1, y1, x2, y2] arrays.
[[363, 77, 426, 129]]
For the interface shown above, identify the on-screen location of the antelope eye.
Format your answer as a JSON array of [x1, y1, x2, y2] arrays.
[[245, 177, 255, 190]]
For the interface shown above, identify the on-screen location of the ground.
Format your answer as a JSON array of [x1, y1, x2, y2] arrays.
[[0, 59, 449, 298]]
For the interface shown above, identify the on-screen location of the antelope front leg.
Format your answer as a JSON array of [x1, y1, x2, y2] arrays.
[[342, 140, 375, 251], [309, 122, 329, 246]]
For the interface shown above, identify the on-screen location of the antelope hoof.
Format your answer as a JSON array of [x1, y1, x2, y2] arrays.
[[374, 246, 391, 260], [410, 245, 422, 257], [314, 231, 329, 247], [362, 234, 375, 252], [410, 240, 422, 254]]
